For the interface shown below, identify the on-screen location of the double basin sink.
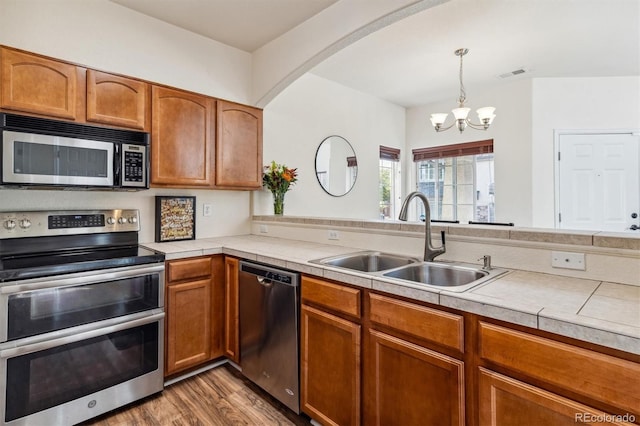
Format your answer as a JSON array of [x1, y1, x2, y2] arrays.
[[311, 251, 508, 292]]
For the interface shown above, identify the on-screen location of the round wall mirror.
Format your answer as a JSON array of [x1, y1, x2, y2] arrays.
[[315, 135, 358, 197]]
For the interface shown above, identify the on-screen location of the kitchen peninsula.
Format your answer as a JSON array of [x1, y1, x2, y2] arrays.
[[143, 216, 640, 426]]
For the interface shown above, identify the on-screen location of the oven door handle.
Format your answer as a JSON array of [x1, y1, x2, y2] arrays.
[[0, 264, 165, 294], [0, 312, 164, 359]]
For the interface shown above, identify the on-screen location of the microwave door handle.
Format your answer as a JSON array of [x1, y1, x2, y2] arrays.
[[114, 143, 122, 186]]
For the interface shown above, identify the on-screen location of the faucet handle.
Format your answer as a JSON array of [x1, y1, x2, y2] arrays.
[[440, 230, 446, 246]]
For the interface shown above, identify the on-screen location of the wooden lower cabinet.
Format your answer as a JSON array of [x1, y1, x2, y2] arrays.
[[478, 321, 640, 419], [365, 292, 465, 426], [224, 256, 240, 363], [301, 304, 361, 426], [478, 368, 635, 426], [166, 277, 212, 374], [365, 329, 465, 426], [295, 275, 640, 426], [165, 255, 224, 376]]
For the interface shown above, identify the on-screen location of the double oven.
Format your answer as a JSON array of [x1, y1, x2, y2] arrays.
[[0, 210, 165, 425]]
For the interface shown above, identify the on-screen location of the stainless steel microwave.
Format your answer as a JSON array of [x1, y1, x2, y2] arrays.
[[0, 113, 149, 190]]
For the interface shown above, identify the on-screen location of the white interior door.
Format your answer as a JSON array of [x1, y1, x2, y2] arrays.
[[557, 132, 640, 232]]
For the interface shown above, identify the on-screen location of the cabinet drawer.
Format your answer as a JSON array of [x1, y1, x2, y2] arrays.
[[301, 276, 361, 318], [478, 368, 635, 426], [167, 257, 212, 283], [369, 293, 464, 352], [479, 322, 640, 415]]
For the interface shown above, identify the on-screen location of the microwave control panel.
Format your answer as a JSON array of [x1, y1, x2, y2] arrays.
[[121, 144, 147, 188]]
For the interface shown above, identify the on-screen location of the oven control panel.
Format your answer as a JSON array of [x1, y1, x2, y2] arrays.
[[49, 214, 106, 229], [0, 209, 140, 238]]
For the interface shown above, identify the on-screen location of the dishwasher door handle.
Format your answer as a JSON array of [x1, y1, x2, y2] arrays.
[[256, 276, 274, 288]]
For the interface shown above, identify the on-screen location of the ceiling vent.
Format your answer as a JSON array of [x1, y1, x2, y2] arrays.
[[498, 68, 527, 79]]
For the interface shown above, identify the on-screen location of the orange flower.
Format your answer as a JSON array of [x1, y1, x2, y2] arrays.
[[263, 162, 298, 193]]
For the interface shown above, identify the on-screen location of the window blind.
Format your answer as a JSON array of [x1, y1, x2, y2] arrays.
[[380, 145, 401, 161], [412, 139, 493, 161]]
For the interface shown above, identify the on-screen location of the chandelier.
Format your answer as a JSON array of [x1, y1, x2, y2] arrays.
[[430, 48, 496, 133]]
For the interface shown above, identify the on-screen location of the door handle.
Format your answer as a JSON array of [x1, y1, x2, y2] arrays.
[[256, 276, 274, 288]]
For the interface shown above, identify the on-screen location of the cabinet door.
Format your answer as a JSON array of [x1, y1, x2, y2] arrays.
[[301, 304, 361, 426], [224, 257, 240, 363], [86, 69, 149, 130], [151, 86, 214, 187], [215, 100, 263, 189], [365, 329, 465, 426], [210, 256, 225, 359], [1, 48, 78, 120], [165, 278, 212, 375], [478, 368, 635, 425], [479, 322, 640, 416]]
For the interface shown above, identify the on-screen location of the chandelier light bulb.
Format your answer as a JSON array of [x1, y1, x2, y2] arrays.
[[476, 106, 496, 124], [430, 113, 448, 126], [452, 107, 470, 120]]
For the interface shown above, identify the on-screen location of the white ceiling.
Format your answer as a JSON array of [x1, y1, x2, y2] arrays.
[[111, 0, 639, 108]]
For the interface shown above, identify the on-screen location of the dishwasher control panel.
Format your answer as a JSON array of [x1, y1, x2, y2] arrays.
[[240, 262, 298, 286]]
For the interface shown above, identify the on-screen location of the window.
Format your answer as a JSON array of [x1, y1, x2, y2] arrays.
[[379, 146, 401, 220], [413, 140, 494, 223]]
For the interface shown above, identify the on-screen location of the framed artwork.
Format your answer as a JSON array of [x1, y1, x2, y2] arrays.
[[155, 196, 196, 242]]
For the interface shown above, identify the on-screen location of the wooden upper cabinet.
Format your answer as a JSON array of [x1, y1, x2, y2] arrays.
[[215, 100, 263, 189], [151, 86, 214, 187], [1, 47, 78, 120], [86, 70, 149, 130]]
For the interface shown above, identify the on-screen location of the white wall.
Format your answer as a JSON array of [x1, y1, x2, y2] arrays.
[[406, 79, 533, 226], [0, 0, 254, 242], [0, 0, 252, 103], [531, 76, 640, 228], [405, 76, 640, 229], [255, 73, 406, 219]]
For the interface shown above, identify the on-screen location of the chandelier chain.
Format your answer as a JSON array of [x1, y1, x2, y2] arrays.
[[458, 51, 466, 105]]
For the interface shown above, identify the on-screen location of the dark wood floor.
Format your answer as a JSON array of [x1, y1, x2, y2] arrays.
[[83, 364, 311, 425]]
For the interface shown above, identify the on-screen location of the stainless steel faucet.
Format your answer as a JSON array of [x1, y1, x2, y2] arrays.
[[398, 191, 446, 261]]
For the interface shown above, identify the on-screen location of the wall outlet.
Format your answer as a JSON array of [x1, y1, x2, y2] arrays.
[[259, 224, 268, 233], [328, 230, 340, 240], [551, 251, 586, 270], [203, 203, 212, 217]]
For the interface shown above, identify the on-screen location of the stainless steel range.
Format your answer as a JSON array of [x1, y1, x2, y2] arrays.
[[0, 209, 165, 426]]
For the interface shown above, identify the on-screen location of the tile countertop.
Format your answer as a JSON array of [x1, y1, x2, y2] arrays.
[[142, 234, 640, 355]]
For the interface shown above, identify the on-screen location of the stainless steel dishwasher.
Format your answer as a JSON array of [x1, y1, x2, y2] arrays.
[[239, 260, 300, 414]]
